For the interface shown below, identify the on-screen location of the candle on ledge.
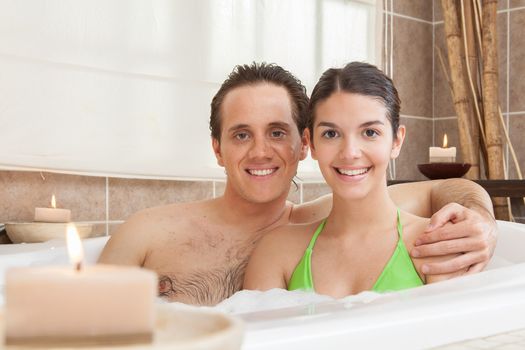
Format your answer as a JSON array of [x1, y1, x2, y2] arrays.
[[5, 225, 157, 346], [34, 194, 71, 223], [429, 134, 456, 163]]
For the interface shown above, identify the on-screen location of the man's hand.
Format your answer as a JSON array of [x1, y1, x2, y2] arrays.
[[410, 203, 498, 275]]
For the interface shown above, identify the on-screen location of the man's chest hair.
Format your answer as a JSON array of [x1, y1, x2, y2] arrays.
[[157, 255, 250, 305]]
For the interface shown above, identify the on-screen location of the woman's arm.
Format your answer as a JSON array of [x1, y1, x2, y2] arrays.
[[243, 233, 289, 291]]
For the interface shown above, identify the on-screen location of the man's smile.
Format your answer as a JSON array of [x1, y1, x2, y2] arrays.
[[246, 167, 279, 176]]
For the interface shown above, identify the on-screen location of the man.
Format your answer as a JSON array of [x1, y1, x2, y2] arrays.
[[99, 63, 497, 306]]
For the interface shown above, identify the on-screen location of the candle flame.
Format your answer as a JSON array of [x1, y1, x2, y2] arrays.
[[66, 224, 84, 271], [443, 134, 448, 148], [51, 194, 56, 209]]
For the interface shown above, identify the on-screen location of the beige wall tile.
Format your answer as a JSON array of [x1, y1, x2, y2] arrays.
[[394, 0, 433, 22], [108, 178, 213, 220], [0, 171, 105, 223], [510, 9, 525, 112], [433, 23, 456, 118], [393, 17, 433, 117], [434, 0, 443, 22], [508, 114, 525, 178], [510, 0, 525, 9], [396, 117, 433, 180], [302, 182, 331, 203]]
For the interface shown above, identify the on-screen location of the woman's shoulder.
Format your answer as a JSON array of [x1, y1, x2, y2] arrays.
[[260, 220, 324, 249], [399, 210, 429, 248]]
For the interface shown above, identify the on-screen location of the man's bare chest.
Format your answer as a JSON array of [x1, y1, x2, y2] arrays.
[[145, 231, 260, 305]]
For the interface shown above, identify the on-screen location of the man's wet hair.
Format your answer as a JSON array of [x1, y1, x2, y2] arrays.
[[210, 62, 309, 141]]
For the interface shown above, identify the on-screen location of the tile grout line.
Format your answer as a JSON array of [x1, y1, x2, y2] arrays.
[[400, 115, 434, 121], [384, 11, 433, 25], [105, 177, 109, 236], [433, 6, 525, 26]]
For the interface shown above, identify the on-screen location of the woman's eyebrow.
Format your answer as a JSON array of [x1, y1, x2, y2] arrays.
[[316, 121, 338, 128], [360, 120, 384, 128]]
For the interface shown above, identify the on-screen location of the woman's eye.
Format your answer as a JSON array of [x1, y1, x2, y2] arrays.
[[322, 130, 339, 139], [364, 129, 379, 138]]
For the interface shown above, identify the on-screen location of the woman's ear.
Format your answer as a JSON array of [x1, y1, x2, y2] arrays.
[[390, 125, 406, 159], [212, 137, 224, 167]]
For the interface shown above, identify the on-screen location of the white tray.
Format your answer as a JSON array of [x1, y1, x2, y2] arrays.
[[0, 304, 244, 349]]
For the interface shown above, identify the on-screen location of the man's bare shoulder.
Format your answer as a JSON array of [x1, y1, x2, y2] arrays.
[[98, 198, 219, 265], [289, 194, 332, 224]]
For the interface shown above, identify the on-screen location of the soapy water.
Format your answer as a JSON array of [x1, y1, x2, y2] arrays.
[[161, 288, 384, 315]]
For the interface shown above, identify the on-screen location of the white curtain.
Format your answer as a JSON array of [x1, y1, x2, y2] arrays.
[[0, 0, 380, 180]]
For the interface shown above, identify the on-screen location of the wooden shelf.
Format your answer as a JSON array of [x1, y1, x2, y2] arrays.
[[387, 180, 525, 198]]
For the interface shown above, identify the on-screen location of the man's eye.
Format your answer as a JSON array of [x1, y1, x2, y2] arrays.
[[364, 129, 379, 138], [322, 130, 339, 139], [271, 130, 285, 138], [235, 132, 249, 141]]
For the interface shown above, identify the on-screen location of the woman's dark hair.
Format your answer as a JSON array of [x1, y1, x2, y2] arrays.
[[210, 62, 309, 141], [308, 62, 401, 140]]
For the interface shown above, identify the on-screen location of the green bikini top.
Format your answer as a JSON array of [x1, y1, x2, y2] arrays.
[[288, 209, 424, 293]]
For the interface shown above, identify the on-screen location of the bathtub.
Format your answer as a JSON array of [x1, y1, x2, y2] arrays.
[[1, 220, 525, 349]]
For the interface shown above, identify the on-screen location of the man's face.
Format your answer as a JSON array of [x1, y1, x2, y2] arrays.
[[213, 83, 308, 204]]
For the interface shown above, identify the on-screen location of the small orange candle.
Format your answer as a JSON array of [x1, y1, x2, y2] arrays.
[[34, 194, 71, 223]]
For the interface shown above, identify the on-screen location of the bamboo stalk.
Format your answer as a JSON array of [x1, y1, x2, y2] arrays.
[[441, 0, 479, 179], [481, 0, 508, 220], [436, 45, 453, 91], [460, 0, 481, 178]]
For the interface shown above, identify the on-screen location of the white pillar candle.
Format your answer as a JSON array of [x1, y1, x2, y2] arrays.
[[4, 225, 157, 346], [5, 265, 157, 346], [34, 195, 71, 223], [429, 134, 456, 163]]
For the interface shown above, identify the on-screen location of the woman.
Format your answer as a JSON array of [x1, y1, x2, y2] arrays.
[[243, 62, 464, 297]]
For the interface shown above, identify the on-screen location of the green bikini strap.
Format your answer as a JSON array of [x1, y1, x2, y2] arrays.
[[396, 208, 403, 239], [307, 219, 327, 251]]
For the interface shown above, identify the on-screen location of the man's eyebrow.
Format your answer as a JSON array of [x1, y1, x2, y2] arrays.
[[268, 122, 292, 129], [227, 122, 292, 133], [227, 124, 250, 133]]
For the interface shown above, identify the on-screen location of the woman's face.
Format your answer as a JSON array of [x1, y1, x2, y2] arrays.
[[309, 91, 405, 200]]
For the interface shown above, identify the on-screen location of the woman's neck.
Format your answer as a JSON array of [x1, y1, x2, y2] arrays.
[[326, 183, 398, 238]]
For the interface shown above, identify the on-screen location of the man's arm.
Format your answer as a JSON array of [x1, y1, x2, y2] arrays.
[[390, 179, 497, 275], [98, 212, 150, 266]]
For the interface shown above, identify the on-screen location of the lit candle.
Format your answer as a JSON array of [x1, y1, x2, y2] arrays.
[[5, 225, 157, 346], [429, 134, 457, 163], [34, 194, 71, 223]]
